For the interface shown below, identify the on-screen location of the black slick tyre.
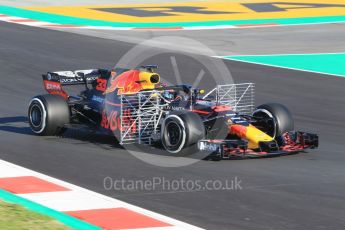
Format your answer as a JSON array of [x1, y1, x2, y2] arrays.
[[252, 103, 294, 138], [161, 111, 205, 156], [28, 94, 70, 136]]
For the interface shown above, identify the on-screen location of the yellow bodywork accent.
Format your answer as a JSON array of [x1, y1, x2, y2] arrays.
[[138, 72, 160, 90], [246, 125, 274, 149]]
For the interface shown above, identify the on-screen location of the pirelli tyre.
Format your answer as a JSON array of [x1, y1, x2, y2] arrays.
[[28, 94, 70, 136], [161, 111, 205, 156], [252, 103, 294, 138]]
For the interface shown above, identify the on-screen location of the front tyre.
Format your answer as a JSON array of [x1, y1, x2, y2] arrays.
[[161, 111, 205, 156], [28, 94, 70, 136], [252, 103, 294, 138]]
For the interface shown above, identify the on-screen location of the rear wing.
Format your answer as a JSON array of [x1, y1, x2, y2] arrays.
[[43, 69, 105, 85], [42, 69, 109, 99]]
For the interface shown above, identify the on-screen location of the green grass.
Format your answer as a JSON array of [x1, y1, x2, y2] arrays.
[[0, 200, 72, 230]]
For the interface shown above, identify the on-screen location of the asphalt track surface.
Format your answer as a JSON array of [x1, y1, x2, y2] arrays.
[[1, 21, 345, 230], [61, 23, 345, 56]]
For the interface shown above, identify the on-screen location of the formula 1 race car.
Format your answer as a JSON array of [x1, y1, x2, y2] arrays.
[[28, 65, 318, 159]]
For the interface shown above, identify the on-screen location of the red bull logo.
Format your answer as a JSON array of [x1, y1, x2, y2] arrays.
[[104, 70, 142, 95]]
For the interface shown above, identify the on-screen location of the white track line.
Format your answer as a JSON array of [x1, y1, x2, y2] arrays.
[[20, 190, 124, 211]]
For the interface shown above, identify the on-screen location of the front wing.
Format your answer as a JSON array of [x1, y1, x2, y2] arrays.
[[198, 131, 319, 159]]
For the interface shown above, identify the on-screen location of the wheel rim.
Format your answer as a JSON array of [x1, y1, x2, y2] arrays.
[[253, 109, 277, 138], [30, 104, 43, 128], [166, 121, 182, 147]]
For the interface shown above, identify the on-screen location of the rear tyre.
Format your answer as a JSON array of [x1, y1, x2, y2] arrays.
[[252, 103, 294, 138], [28, 94, 70, 136], [161, 111, 205, 156]]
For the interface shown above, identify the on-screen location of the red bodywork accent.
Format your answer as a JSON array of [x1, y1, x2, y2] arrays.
[[222, 146, 301, 158], [191, 109, 210, 115], [221, 132, 315, 158], [106, 70, 143, 95], [43, 80, 68, 100], [96, 78, 107, 92], [101, 108, 137, 133], [100, 110, 123, 132], [280, 132, 309, 152], [212, 105, 232, 112], [230, 125, 247, 139]]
